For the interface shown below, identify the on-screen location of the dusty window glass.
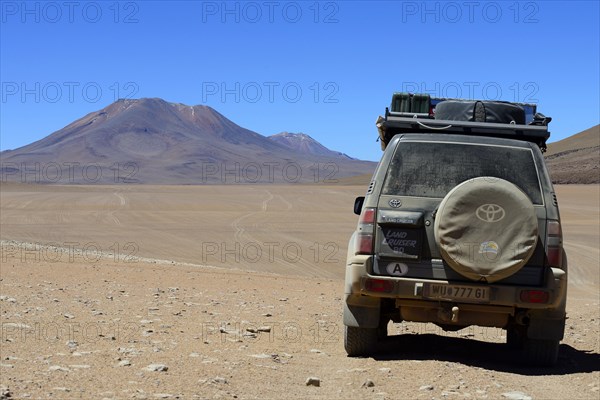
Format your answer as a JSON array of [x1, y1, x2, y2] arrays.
[[382, 141, 543, 204]]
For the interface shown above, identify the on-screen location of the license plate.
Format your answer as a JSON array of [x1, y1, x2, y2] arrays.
[[423, 283, 490, 303]]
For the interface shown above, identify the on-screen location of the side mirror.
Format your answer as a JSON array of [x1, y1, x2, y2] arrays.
[[353, 196, 365, 215]]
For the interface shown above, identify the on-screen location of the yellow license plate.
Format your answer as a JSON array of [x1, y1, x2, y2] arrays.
[[423, 283, 490, 303]]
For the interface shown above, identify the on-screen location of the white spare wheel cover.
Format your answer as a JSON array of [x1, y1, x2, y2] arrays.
[[434, 177, 538, 283]]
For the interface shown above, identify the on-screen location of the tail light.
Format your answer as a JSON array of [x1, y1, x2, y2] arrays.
[[520, 290, 550, 304], [545, 220, 563, 268], [355, 207, 376, 255], [365, 278, 394, 293]]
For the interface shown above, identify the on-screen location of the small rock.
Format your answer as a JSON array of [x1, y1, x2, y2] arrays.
[[502, 391, 532, 400], [49, 365, 70, 372], [362, 379, 375, 388], [279, 298, 288, 302], [249, 353, 272, 359], [189, 353, 200, 358], [306, 377, 320, 387], [309, 349, 322, 354], [262, 313, 272, 317], [257, 326, 271, 333], [211, 377, 228, 384], [144, 364, 168, 372], [378, 368, 391, 373], [66, 341, 78, 349], [118, 347, 142, 357], [0, 385, 11, 399], [154, 394, 172, 399], [118, 360, 131, 367], [419, 385, 434, 391]]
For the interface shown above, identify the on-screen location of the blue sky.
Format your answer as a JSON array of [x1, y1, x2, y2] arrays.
[[1, 1, 599, 161]]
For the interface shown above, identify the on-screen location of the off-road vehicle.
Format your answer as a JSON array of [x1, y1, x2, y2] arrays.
[[344, 93, 567, 366]]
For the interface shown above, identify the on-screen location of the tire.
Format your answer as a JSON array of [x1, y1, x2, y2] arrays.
[[522, 338, 560, 367], [434, 177, 538, 283], [506, 326, 525, 349], [344, 326, 379, 357]]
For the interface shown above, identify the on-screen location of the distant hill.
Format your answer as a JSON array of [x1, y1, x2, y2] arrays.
[[334, 173, 373, 186], [0, 98, 375, 184], [545, 125, 599, 184], [269, 132, 354, 159]]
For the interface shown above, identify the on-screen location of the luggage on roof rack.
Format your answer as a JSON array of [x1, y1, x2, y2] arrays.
[[377, 93, 551, 152], [390, 92, 432, 118], [435, 100, 526, 125]]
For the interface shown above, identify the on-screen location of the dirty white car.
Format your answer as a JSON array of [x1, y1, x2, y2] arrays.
[[344, 94, 567, 366]]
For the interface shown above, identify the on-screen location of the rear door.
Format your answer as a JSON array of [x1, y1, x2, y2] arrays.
[[373, 138, 547, 286]]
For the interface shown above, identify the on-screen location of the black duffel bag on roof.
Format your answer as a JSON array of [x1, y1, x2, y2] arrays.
[[435, 100, 526, 125]]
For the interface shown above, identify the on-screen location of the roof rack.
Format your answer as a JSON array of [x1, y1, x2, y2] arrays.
[[377, 93, 551, 152]]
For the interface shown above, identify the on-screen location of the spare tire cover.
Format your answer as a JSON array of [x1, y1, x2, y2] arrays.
[[434, 177, 538, 283]]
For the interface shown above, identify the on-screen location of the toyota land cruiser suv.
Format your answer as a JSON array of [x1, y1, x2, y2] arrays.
[[344, 93, 567, 366]]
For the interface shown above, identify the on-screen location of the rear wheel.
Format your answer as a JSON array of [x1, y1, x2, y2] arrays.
[[344, 326, 378, 357], [344, 319, 388, 357], [522, 338, 560, 367], [506, 326, 525, 349]]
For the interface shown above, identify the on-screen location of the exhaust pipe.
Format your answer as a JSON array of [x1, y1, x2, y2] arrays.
[[515, 311, 530, 326]]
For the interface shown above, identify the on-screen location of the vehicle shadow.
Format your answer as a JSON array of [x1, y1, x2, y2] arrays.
[[373, 333, 600, 375]]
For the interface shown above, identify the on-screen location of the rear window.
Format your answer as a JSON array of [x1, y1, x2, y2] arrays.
[[382, 141, 543, 204]]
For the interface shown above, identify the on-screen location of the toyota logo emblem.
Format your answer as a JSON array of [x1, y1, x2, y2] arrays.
[[389, 199, 402, 208], [476, 204, 506, 222]]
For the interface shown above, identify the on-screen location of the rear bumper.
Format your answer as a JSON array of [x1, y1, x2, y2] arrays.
[[344, 255, 567, 331]]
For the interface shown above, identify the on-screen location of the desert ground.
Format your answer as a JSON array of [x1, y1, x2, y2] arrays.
[[0, 183, 598, 399]]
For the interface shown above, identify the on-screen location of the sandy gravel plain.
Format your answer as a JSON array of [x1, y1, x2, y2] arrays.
[[0, 183, 598, 399]]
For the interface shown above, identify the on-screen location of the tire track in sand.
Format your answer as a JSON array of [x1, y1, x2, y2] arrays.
[[107, 191, 127, 226], [231, 190, 333, 278]]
